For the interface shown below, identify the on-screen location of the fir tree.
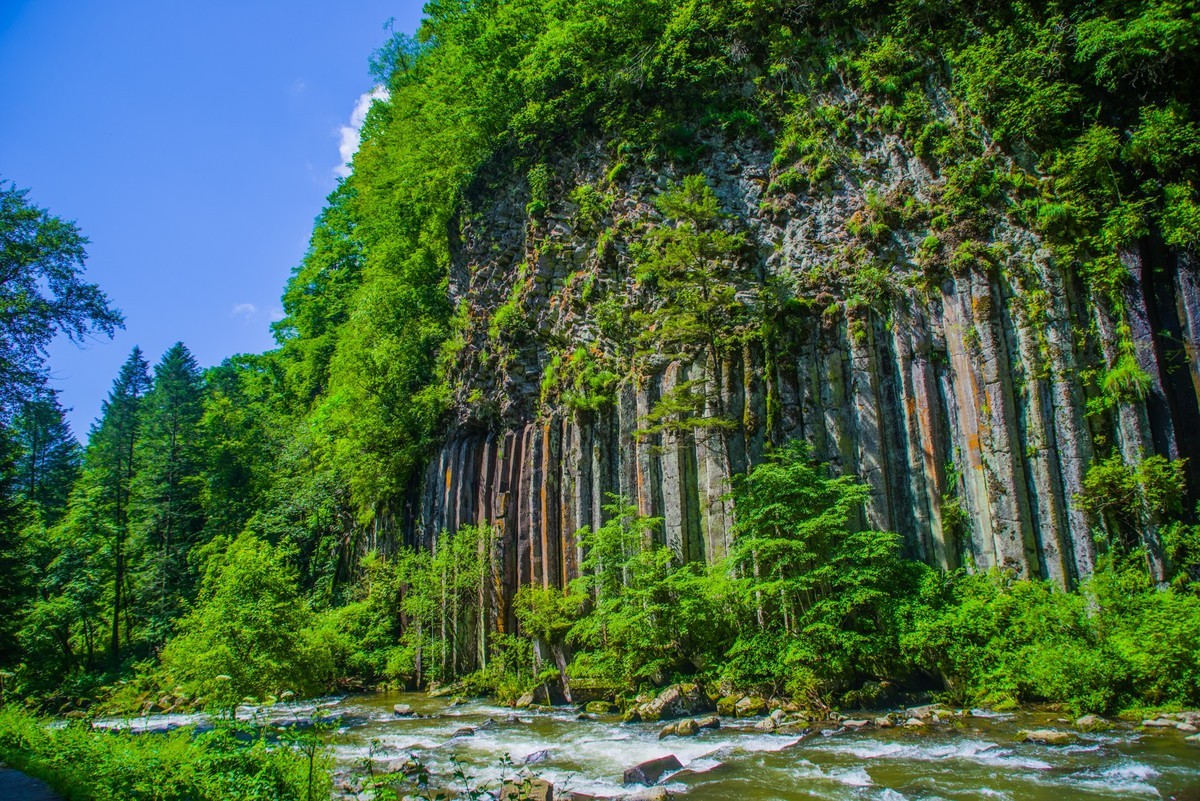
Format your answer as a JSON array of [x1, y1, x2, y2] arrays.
[[133, 342, 206, 645], [10, 390, 82, 525], [85, 347, 151, 664]]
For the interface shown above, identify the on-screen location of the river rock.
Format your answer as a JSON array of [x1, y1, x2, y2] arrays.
[[843, 719, 871, 729], [716, 695, 740, 716], [875, 717, 894, 728], [1074, 714, 1107, 730], [676, 718, 700, 736], [623, 754, 683, 785], [632, 684, 713, 722], [451, 727, 475, 738], [1142, 718, 1175, 728], [515, 691, 535, 709], [585, 701, 614, 714], [697, 715, 720, 730], [1187, 734, 1200, 745], [1019, 729, 1074, 745], [616, 789, 670, 801], [735, 696, 767, 717], [903, 717, 925, 728], [754, 716, 776, 731], [1177, 722, 1198, 733], [392, 704, 414, 716], [501, 778, 554, 801], [524, 749, 552, 765]]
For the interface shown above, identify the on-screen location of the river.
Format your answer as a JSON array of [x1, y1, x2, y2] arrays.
[[328, 693, 1200, 800], [95, 692, 1200, 799]]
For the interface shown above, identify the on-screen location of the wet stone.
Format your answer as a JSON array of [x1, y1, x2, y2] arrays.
[[1019, 729, 1074, 745], [501, 778, 554, 801], [623, 754, 683, 786]]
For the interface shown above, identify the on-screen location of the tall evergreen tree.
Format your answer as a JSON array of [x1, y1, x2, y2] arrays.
[[86, 347, 151, 664], [11, 389, 82, 524], [133, 342, 206, 645]]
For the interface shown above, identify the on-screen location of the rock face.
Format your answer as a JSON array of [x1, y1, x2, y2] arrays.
[[402, 90, 1200, 656]]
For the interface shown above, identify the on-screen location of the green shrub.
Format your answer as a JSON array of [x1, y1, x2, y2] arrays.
[[0, 706, 327, 801], [158, 533, 336, 713]]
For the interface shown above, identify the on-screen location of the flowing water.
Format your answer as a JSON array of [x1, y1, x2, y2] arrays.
[[94, 693, 1200, 800]]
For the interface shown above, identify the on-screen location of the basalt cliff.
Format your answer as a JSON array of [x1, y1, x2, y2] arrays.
[[406, 121, 1200, 618]]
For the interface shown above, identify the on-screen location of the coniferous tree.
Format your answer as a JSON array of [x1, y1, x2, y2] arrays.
[[133, 342, 206, 645], [85, 347, 151, 664], [10, 390, 82, 524]]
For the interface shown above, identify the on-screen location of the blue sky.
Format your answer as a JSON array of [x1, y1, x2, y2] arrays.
[[0, 1, 424, 438]]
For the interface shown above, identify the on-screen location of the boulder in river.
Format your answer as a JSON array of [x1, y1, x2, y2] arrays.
[[843, 719, 871, 730], [501, 778, 554, 801], [754, 717, 776, 731], [1019, 729, 1074, 745], [735, 696, 767, 717], [617, 788, 670, 801], [1186, 733, 1200, 745], [524, 749, 552, 766], [392, 704, 413, 716], [697, 715, 720, 730], [676, 718, 700, 736], [451, 727, 475, 738], [515, 692, 535, 709], [585, 701, 614, 714], [623, 754, 683, 785], [632, 684, 713, 722], [1074, 714, 1107, 731], [875, 717, 894, 729], [903, 717, 926, 728]]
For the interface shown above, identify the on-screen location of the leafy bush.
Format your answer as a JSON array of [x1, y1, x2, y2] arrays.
[[158, 533, 336, 713], [0, 706, 328, 801], [903, 566, 1200, 714]]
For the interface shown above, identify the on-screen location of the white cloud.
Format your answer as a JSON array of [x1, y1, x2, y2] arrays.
[[231, 303, 257, 319], [335, 86, 389, 178]]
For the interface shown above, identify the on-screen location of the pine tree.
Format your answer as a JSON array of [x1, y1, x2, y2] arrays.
[[86, 347, 151, 664], [10, 389, 82, 525], [133, 343, 206, 645]]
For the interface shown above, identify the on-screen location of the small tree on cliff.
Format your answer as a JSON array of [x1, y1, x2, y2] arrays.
[[633, 176, 756, 433], [632, 176, 758, 556]]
